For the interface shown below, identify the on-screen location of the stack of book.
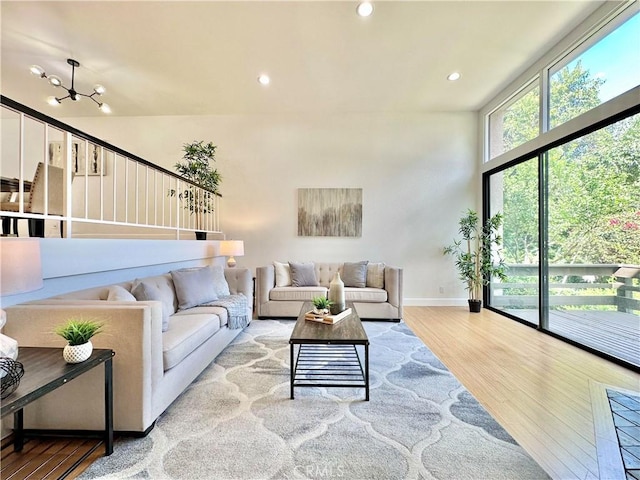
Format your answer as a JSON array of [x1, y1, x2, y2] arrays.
[[304, 308, 352, 325]]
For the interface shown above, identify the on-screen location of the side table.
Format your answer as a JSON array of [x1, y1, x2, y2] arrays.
[[0, 347, 115, 457]]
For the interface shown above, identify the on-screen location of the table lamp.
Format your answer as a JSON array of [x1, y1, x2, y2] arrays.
[[219, 240, 244, 268], [0, 238, 43, 360]]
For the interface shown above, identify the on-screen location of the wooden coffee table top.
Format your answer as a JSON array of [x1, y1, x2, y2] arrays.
[[290, 302, 368, 344]]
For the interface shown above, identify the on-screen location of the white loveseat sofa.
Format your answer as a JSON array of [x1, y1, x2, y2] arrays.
[[3, 265, 252, 435], [256, 261, 403, 320]]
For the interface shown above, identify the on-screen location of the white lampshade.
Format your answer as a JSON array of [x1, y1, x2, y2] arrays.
[[219, 240, 244, 268], [0, 238, 44, 296], [220, 240, 244, 257]]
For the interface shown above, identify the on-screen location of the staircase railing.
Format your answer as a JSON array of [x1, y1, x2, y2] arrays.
[[0, 96, 221, 239]]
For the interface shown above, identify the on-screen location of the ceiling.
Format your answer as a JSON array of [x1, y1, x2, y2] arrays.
[[0, 1, 604, 118]]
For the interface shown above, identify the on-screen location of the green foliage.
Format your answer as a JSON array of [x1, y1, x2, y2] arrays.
[[444, 210, 508, 300], [312, 296, 332, 310], [170, 141, 221, 230], [55, 319, 104, 346], [500, 61, 640, 266]]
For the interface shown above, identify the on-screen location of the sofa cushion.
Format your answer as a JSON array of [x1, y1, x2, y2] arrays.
[[274, 261, 292, 287], [171, 267, 218, 310], [270, 286, 328, 302], [131, 280, 172, 332], [366, 262, 385, 289], [344, 287, 388, 303], [289, 262, 318, 287], [107, 285, 136, 301], [342, 261, 369, 288], [171, 305, 228, 327], [209, 265, 231, 297], [162, 313, 221, 370]]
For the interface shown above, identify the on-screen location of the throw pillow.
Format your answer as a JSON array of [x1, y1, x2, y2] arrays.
[[131, 281, 171, 332], [209, 265, 231, 297], [366, 262, 386, 289], [274, 261, 292, 287], [171, 267, 218, 310], [342, 261, 369, 288], [289, 262, 318, 287], [106, 285, 136, 301]]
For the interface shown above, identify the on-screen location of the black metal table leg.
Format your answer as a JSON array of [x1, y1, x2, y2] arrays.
[[104, 355, 114, 455], [290, 343, 295, 399], [365, 343, 370, 401], [13, 409, 24, 451]]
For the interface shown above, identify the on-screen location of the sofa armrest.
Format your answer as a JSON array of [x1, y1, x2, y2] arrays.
[[255, 265, 275, 316], [224, 267, 253, 317], [4, 300, 163, 431], [385, 266, 404, 313]]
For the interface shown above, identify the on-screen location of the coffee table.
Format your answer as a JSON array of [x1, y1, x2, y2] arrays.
[[289, 302, 369, 400]]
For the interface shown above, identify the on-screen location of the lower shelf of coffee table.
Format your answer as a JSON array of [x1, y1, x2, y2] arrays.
[[292, 344, 366, 388]]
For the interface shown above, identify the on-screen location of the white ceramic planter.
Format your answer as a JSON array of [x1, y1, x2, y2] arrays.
[[63, 341, 93, 363]]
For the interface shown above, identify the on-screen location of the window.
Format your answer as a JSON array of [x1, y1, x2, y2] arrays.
[[488, 82, 539, 160], [549, 12, 640, 129]]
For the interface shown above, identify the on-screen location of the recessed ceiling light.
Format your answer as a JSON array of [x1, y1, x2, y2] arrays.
[[356, 2, 374, 17], [447, 72, 461, 81], [257, 74, 270, 85]]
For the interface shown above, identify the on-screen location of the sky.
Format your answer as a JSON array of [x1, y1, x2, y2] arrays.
[[558, 11, 640, 102]]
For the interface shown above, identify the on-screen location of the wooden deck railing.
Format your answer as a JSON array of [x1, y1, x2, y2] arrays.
[[0, 96, 221, 239], [491, 263, 640, 314]]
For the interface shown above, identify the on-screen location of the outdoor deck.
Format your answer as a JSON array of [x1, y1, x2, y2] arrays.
[[505, 309, 640, 366]]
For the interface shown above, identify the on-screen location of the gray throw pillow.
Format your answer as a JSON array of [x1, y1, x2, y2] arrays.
[[289, 262, 318, 287], [171, 267, 218, 310], [131, 281, 171, 332], [342, 261, 369, 288], [107, 285, 136, 301], [208, 265, 230, 297]]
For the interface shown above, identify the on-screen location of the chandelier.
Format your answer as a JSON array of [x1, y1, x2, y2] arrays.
[[30, 58, 111, 113]]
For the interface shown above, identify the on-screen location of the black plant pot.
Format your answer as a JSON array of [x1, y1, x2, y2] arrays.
[[195, 231, 207, 240], [468, 299, 482, 313]]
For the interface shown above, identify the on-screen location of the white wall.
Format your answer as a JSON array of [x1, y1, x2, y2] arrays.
[[38, 111, 479, 305]]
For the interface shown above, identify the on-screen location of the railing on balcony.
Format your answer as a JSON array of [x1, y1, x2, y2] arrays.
[[491, 263, 640, 367], [0, 96, 221, 239], [491, 264, 640, 314]]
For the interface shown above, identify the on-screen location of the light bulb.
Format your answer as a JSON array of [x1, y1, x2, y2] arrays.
[[447, 72, 461, 81], [356, 2, 374, 17], [257, 74, 270, 85], [30, 65, 45, 77], [47, 96, 61, 106], [48, 75, 62, 87], [93, 84, 106, 95], [99, 103, 111, 113]]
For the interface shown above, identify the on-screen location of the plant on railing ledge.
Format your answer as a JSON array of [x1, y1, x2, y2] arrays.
[[444, 209, 507, 312], [169, 141, 221, 238]]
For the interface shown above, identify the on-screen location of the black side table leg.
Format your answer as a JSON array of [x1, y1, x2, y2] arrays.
[[365, 343, 370, 401], [104, 356, 114, 455], [13, 409, 24, 451]]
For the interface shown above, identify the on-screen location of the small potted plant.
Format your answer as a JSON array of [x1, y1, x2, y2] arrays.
[[312, 297, 333, 315], [444, 209, 507, 312], [55, 319, 104, 363], [170, 140, 221, 240]]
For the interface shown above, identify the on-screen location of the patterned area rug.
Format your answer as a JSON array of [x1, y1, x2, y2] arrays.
[[80, 320, 549, 479]]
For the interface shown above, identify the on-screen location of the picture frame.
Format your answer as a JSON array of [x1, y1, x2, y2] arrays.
[[48, 141, 105, 176], [298, 188, 362, 237]]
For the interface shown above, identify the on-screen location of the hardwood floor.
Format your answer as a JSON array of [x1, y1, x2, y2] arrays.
[[3, 307, 638, 479], [403, 306, 640, 480]]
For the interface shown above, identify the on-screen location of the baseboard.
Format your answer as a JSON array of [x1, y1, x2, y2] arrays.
[[403, 298, 467, 307]]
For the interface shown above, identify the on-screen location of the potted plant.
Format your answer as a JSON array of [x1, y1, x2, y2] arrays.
[[170, 141, 221, 240], [55, 319, 104, 363], [444, 209, 507, 312], [312, 296, 333, 315]]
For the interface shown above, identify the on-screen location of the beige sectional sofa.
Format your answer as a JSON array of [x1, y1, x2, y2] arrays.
[[256, 261, 403, 320], [3, 265, 252, 435]]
